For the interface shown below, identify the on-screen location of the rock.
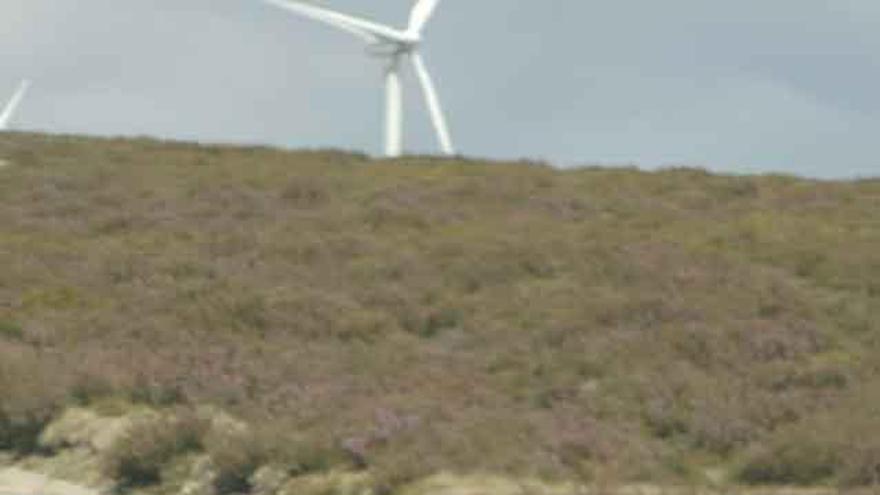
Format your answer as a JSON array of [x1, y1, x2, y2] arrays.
[[399, 473, 580, 495], [89, 415, 133, 453], [16, 447, 105, 488], [0, 467, 98, 495], [38, 407, 160, 455], [179, 456, 218, 495], [278, 471, 373, 495], [250, 465, 290, 495], [179, 477, 217, 495], [39, 408, 103, 451]]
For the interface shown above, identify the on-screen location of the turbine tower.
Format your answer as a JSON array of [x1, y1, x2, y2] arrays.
[[0, 80, 30, 131], [263, 0, 455, 158]]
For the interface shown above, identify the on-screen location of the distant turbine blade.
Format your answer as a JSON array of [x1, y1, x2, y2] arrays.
[[385, 65, 403, 157], [408, 0, 440, 34], [0, 80, 30, 130], [411, 53, 454, 155], [263, 0, 409, 44]]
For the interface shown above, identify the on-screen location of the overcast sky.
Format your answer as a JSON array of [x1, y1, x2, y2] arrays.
[[2, 1, 879, 178]]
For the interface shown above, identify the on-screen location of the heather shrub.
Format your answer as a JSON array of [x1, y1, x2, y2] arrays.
[[1, 132, 879, 487], [737, 380, 880, 486], [840, 440, 880, 487], [279, 176, 332, 208], [737, 434, 839, 485], [836, 383, 880, 487]]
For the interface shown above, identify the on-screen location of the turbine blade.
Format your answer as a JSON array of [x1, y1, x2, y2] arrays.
[[263, 0, 375, 42], [0, 80, 30, 130], [408, 0, 441, 34], [263, 0, 409, 44], [385, 65, 403, 157], [411, 53, 455, 155]]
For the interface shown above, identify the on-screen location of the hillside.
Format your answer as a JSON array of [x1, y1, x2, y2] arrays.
[[0, 133, 878, 494]]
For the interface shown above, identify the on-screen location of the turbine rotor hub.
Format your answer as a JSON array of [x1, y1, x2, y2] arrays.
[[367, 40, 417, 59]]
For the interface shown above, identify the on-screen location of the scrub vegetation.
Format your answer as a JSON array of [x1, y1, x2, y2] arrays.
[[0, 132, 878, 492]]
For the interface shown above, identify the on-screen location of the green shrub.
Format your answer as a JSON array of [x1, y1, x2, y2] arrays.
[[280, 435, 345, 476], [0, 349, 64, 454], [0, 412, 52, 454], [103, 410, 208, 487], [0, 320, 24, 341], [205, 429, 267, 494]]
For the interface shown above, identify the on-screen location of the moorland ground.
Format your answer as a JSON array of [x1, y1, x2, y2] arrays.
[[0, 133, 878, 493]]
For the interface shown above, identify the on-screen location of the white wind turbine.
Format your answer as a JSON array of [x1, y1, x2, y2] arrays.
[[0, 80, 30, 131], [263, 0, 455, 158]]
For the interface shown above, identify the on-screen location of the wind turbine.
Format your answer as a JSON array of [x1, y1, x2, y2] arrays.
[[263, 0, 456, 158], [0, 80, 30, 131]]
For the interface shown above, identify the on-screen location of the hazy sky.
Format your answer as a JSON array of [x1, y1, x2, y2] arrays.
[[2, 1, 879, 178]]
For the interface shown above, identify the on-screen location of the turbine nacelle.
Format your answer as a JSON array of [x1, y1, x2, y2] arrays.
[[365, 39, 419, 59], [401, 31, 423, 46]]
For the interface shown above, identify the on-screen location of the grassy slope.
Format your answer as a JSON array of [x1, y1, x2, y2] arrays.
[[0, 133, 878, 489]]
